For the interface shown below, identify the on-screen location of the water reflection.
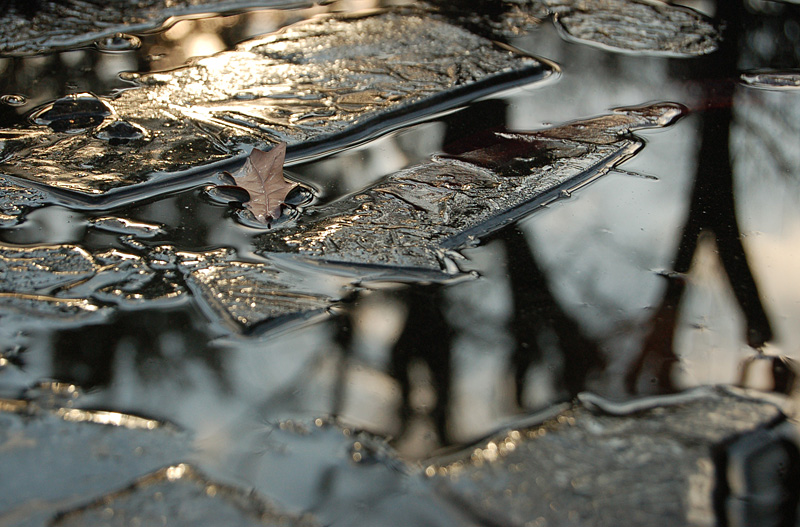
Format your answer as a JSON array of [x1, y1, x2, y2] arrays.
[[0, 0, 799, 479], [627, 2, 770, 393]]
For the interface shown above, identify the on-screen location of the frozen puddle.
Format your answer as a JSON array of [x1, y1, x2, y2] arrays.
[[1, 104, 684, 335], [0, 10, 554, 204]]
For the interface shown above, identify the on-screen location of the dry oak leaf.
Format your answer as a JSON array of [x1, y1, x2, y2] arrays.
[[225, 143, 296, 223]]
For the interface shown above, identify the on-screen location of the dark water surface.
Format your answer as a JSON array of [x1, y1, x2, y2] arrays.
[[2, 1, 800, 525]]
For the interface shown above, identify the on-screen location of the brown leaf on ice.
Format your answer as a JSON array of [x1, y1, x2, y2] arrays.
[[228, 143, 296, 224]]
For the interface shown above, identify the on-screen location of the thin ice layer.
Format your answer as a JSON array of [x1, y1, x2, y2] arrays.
[[237, 419, 480, 526], [0, 0, 310, 55], [255, 103, 684, 271], [741, 71, 800, 90], [0, 240, 330, 334], [429, 387, 789, 527], [545, 0, 718, 56], [52, 464, 314, 527], [0, 399, 190, 527], [0, 177, 47, 225], [430, 0, 718, 56], [177, 249, 334, 333], [0, 243, 185, 310], [0, 11, 552, 199]]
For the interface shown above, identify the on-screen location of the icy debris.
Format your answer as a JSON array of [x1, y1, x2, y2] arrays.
[[543, 0, 718, 56], [52, 464, 315, 527], [430, 0, 718, 56], [428, 387, 793, 527], [0, 10, 552, 200], [0, 0, 311, 55], [0, 398, 189, 527], [0, 244, 96, 293], [177, 249, 334, 334], [255, 103, 685, 271], [0, 240, 332, 333], [0, 243, 107, 319], [0, 177, 48, 225], [0, 243, 183, 312], [741, 71, 800, 90]]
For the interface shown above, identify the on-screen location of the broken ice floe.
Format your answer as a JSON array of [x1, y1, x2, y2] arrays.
[[429, 386, 797, 527], [1, 103, 684, 334], [0, 10, 554, 203]]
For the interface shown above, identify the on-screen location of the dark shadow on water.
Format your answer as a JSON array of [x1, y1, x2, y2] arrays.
[[51, 308, 230, 393], [389, 285, 454, 445], [625, 0, 781, 394], [498, 226, 605, 406]]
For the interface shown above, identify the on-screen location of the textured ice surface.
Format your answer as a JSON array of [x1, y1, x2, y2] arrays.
[[0, 398, 190, 527], [52, 464, 314, 527], [0, 0, 311, 55], [741, 71, 800, 90], [0, 243, 108, 320], [544, 0, 718, 56], [432, 0, 718, 56], [0, 11, 552, 200], [0, 242, 185, 317], [177, 248, 334, 333], [0, 104, 684, 334], [255, 103, 685, 271], [429, 387, 788, 527], [0, 177, 47, 225]]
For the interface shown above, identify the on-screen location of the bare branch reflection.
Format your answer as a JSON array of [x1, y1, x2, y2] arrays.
[[500, 226, 604, 407], [626, 0, 799, 393]]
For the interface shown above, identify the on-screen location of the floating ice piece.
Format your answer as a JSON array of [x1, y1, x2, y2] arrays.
[[0, 11, 553, 204], [432, 0, 718, 56], [0, 0, 310, 55], [0, 239, 329, 334], [0, 177, 49, 225], [176, 248, 334, 334], [0, 398, 189, 527], [427, 386, 794, 527], [741, 70, 800, 90], [255, 103, 686, 272], [545, 0, 718, 56], [0, 243, 185, 320]]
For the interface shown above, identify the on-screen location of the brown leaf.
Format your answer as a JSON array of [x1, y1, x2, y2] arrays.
[[230, 143, 296, 223]]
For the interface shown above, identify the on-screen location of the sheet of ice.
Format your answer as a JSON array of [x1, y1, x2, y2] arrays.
[[0, 398, 190, 527], [52, 464, 314, 527], [428, 387, 792, 527], [0, 11, 552, 201], [0, 0, 311, 55]]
